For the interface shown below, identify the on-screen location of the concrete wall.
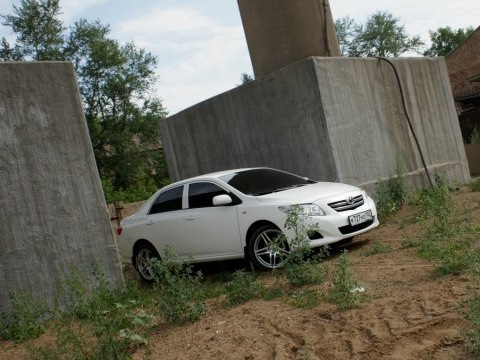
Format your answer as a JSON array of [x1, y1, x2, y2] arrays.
[[237, 0, 340, 78], [162, 57, 470, 191], [314, 57, 470, 188], [0, 62, 124, 315]]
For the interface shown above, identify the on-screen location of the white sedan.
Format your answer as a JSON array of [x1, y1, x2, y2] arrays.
[[117, 167, 379, 281]]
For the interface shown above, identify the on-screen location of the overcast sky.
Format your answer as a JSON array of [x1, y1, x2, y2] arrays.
[[0, 0, 478, 115]]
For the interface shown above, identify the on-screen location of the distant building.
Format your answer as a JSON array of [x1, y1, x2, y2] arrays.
[[446, 26, 480, 144]]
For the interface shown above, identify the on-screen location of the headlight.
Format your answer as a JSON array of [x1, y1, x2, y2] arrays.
[[278, 204, 326, 216]]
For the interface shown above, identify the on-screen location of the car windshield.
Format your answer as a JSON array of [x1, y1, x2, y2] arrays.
[[219, 168, 314, 196]]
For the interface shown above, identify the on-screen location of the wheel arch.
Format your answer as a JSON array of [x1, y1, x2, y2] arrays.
[[245, 220, 281, 249], [132, 239, 159, 266]]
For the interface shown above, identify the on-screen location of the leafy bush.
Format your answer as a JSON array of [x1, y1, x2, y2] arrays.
[[150, 247, 205, 324]]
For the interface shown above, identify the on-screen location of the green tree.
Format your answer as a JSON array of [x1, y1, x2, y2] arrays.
[[335, 11, 423, 57], [423, 26, 475, 57], [1, 0, 64, 60], [334, 16, 356, 56], [1, 1, 169, 201]]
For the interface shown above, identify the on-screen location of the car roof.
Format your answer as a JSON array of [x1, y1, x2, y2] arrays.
[[177, 167, 259, 183], [158, 167, 294, 193]]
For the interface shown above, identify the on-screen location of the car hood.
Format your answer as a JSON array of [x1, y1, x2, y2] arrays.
[[256, 182, 361, 204]]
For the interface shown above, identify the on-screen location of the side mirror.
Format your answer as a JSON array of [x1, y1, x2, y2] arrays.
[[213, 194, 233, 206]]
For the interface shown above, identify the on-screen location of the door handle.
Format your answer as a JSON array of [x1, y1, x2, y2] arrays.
[[185, 214, 196, 221], [145, 220, 154, 226]]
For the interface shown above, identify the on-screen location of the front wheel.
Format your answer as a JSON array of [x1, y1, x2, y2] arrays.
[[134, 243, 159, 282], [249, 225, 290, 270]]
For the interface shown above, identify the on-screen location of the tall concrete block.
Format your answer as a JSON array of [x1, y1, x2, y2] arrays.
[[0, 62, 124, 315], [237, 0, 341, 78], [162, 57, 470, 191]]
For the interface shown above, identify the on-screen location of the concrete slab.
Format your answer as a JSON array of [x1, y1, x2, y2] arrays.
[[162, 57, 470, 192]]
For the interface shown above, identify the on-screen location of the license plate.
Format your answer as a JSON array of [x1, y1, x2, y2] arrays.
[[349, 210, 373, 226]]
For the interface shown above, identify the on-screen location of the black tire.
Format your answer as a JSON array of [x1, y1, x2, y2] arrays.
[[134, 242, 160, 282], [248, 225, 290, 270]]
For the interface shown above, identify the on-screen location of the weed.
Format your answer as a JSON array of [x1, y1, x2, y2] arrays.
[[375, 157, 408, 219], [224, 270, 265, 306], [471, 125, 480, 145], [470, 178, 480, 192], [462, 260, 480, 355], [27, 274, 156, 360], [150, 246, 205, 324], [287, 289, 320, 309], [0, 292, 48, 342], [282, 205, 327, 287], [414, 176, 476, 275], [329, 251, 362, 310], [364, 239, 391, 256]]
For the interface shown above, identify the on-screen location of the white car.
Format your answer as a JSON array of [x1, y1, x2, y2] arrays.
[[117, 167, 379, 281]]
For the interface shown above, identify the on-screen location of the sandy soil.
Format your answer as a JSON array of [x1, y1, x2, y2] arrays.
[[2, 189, 480, 360]]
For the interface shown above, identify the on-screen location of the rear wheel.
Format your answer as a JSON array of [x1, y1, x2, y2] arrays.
[[249, 225, 290, 270], [134, 243, 159, 282]]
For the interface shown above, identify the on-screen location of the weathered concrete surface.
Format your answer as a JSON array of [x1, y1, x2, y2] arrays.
[[0, 62, 124, 315], [237, 0, 340, 78], [162, 57, 470, 191]]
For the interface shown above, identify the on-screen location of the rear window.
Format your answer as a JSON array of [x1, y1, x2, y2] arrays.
[[149, 186, 183, 214]]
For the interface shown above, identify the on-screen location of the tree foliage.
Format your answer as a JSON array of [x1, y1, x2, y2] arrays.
[[2, 0, 64, 60], [237, 72, 254, 86], [1, 0, 168, 202], [423, 26, 475, 57], [335, 11, 423, 57]]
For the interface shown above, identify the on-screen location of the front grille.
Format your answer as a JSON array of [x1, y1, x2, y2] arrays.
[[338, 218, 375, 235], [328, 195, 364, 212]]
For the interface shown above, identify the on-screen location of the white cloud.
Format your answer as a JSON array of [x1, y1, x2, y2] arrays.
[[112, 5, 252, 114], [115, 7, 215, 38], [59, 0, 108, 22]]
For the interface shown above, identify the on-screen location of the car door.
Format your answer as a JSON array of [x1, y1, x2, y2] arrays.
[[142, 185, 187, 258], [181, 181, 243, 260]]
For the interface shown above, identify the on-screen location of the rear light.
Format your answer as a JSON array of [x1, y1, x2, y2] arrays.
[[116, 227, 123, 236]]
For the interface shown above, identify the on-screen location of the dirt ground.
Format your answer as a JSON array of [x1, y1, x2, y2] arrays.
[[2, 189, 480, 360]]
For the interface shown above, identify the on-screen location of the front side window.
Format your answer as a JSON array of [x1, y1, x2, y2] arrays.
[[188, 182, 229, 209], [149, 186, 183, 214]]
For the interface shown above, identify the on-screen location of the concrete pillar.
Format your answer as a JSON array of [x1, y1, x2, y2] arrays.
[[0, 62, 124, 316], [237, 0, 341, 78]]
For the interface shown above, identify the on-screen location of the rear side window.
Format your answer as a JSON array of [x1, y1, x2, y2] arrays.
[[188, 182, 229, 209], [149, 186, 183, 214]]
